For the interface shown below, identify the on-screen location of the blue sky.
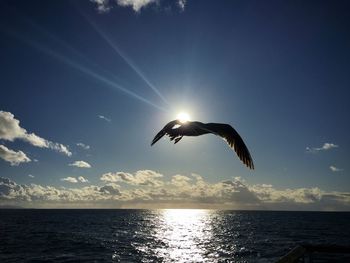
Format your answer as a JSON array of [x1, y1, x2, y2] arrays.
[[0, 0, 349, 209]]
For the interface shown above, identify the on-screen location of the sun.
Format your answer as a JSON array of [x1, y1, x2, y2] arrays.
[[176, 112, 191, 123]]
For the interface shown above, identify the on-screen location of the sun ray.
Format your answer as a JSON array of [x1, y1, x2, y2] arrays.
[[1, 26, 166, 112], [81, 12, 169, 106]]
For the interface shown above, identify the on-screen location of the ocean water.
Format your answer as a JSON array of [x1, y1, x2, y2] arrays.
[[0, 209, 349, 262]]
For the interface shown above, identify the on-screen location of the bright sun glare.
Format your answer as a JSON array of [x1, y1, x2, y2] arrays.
[[176, 112, 191, 123]]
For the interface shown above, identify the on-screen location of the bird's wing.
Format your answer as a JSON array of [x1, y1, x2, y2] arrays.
[[208, 124, 254, 169], [151, 120, 179, 146]]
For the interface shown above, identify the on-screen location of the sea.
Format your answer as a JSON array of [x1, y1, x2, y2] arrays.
[[0, 209, 349, 262]]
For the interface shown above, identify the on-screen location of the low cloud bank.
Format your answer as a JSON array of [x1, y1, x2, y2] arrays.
[[1, 171, 349, 210]]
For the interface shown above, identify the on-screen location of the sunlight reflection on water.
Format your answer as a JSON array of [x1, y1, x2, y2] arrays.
[[121, 209, 247, 262], [154, 209, 214, 262]]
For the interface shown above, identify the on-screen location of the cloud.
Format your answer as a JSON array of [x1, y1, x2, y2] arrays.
[[99, 183, 121, 195], [178, 0, 186, 11], [61, 176, 89, 183], [249, 184, 323, 204], [330, 165, 343, 172], [0, 111, 71, 156], [76, 142, 90, 150], [2, 171, 350, 210], [116, 0, 157, 12], [0, 177, 122, 205], [170, 174, 192, 188], [322, 143, 338, 150], [0, 145, 31, 166], [90, 0, 186, 13], [306, 142, 338, 153], [100, 170, 163, 187], [98, 115, 111, 122], [90, 0, 112, 13], [46, 142, 72, 157], [28, 174, 35, 178], [69, 160, 91, 168], [61, 177, 78, 183], [78, 176, 89, 183]]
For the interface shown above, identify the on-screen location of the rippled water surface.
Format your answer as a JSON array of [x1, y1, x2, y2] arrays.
[[1, 209, 350, 262]]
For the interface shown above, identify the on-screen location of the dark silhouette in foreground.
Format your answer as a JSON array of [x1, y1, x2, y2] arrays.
[[151, 120, 254, 169]]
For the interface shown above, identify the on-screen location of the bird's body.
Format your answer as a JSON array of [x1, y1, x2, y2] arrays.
[[151, 120, 254, 169]]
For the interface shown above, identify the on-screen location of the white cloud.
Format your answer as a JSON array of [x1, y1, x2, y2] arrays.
[[91, 0, 186, 13], [1, 171, 350, 210], [28, 174, 35, 178], [100, 170, 163, 187], [98, 115, 111, 122], [178, 0, 186, 11], [47, 142, 72, 157], [76, 142, 90, 150], [0, 111, 71, 156], [170, 174, 192, 188], [90, 0, 112, 13], [78, 176, 89, 183], [322, 143, 338, 150], [61, 177, 78, 183], [0, 145, 31, 166], [330, 165, 343, 172], [61, 176, 89, 183], [0, 177, 122, 205], [69, 160, 91, 168], [116, 0, 157, 12], [250, 184, 323, 204], [306, 142, 338, 153]]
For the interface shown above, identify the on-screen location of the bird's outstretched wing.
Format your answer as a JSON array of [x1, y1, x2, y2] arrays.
[[151, 120, 179, 146], [207, 124, 254, 169]]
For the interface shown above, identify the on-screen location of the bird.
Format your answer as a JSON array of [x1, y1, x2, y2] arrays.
[[151, 119, 254, 169]]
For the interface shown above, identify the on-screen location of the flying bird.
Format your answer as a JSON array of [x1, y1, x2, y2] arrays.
[[151, 120, 254, 169]]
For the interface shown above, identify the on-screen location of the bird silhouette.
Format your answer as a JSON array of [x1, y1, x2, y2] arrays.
[[151, 120, 254, 169]]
